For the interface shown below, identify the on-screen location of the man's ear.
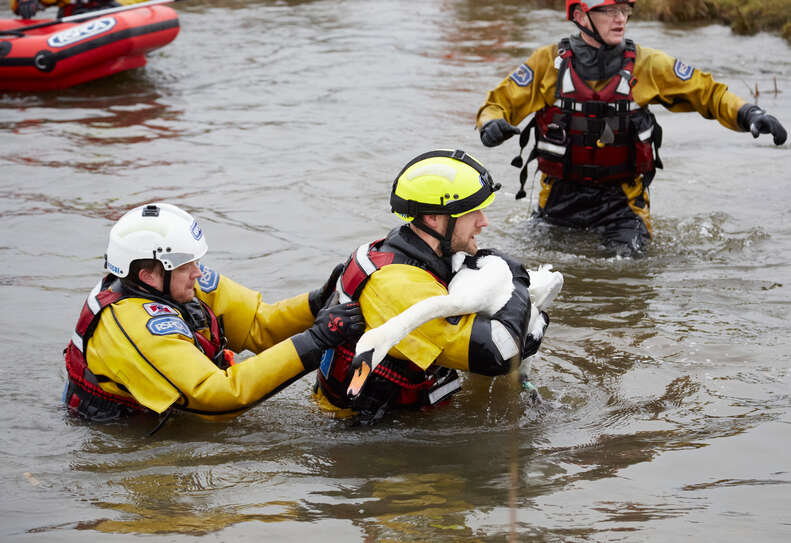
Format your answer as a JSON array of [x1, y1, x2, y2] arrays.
[[422, 213, 448, 232], [138, 266, 161, 289], [572, 6, 587, 25]]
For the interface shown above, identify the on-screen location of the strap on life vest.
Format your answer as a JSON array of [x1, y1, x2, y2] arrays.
[[64, 276, 231, 421], [318, 240, 445, 411], [181, 299, 233, 369], [64, 276, 149, 420], [510, 38, 663, 197]]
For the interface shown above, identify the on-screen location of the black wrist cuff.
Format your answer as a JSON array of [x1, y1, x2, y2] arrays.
[[292, 331, 323, 371], [737, 104, 762, 131]]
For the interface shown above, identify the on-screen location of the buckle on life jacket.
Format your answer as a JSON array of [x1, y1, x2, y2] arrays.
[[581, 101, 611, 116], [544, 123, 566, 146], [425, 368, 461, 405]]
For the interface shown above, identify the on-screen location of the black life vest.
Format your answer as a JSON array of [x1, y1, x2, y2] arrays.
[[63, 275, 231, 421], [512, 38, 663, 198], [315, 239, 457, 413]]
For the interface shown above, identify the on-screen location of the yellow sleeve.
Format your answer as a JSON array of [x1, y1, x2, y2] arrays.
[[11, 0, 69, 12], [476, 44, 559, 129], [86, 298, 308, 416], [359, 265, 476, 372], [634, 45, 746, 131], [193, 266, 314, 354]]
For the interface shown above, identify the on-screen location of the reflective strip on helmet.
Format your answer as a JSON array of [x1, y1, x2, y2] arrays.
[[491, 320, 519, 360], [537, 140, 567, 156], [71, 331, 84, 352], [87, 279, 103, 314]]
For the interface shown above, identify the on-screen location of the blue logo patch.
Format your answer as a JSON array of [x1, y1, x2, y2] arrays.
[[146, 316, 193, 338], [673, 59, 694, 81], [190, 220, 203, 241], [509, 63, 534, 87], [197, 263, 219, 293]]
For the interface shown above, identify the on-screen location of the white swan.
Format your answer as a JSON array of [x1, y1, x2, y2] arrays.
[[347, 252, 563, 398]]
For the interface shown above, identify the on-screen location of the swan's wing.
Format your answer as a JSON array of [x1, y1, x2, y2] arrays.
[[528, 268, 563, 310]]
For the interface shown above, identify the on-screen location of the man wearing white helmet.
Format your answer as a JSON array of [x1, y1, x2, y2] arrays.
[[477, 0, 787, 256], [64, 203, 364, 427]]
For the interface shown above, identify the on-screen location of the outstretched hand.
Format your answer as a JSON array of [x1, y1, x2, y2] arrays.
[[480, 119, 520, 147], [746, 107, 787, 146]]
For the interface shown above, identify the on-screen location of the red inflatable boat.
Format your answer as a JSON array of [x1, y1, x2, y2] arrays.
[[0, 4, 179, 91]]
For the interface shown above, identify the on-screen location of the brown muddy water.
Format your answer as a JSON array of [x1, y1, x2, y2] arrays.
[[1, 1, 790, 541]]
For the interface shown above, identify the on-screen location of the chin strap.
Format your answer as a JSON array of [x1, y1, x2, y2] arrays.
[[122, 271, 176, 304], [574, 14, 605, 47], [413, 216, 457, 257], [162, 270, 172, 299]]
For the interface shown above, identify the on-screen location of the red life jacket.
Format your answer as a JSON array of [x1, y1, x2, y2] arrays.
[[512, 38, 663, 198], [316, 239, 451, 410], [63, 275, 230, 421]]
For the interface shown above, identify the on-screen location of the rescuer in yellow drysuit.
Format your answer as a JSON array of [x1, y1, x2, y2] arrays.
[[477, 0, 787, 256], [64, 202, 364, 428]]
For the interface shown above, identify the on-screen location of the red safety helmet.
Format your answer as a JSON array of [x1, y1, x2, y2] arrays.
[[566, 0, 635, 20]]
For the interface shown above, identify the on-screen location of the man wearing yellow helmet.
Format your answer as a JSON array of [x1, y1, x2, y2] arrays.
[[477, 0, 787, 256], [312, 150, 549, 424], [63, 203, 364, 429]]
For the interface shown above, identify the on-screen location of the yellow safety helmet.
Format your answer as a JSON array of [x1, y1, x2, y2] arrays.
[[390, 149, 500, 222]]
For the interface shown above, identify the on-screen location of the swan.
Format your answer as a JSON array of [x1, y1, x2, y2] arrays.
[[347, 251, 563, 399]]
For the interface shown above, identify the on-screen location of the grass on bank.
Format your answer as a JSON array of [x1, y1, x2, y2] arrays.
[[637, 0, 791, 42]]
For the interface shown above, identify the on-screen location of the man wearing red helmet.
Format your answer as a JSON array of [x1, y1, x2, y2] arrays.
[[476, 0, 787, 256]]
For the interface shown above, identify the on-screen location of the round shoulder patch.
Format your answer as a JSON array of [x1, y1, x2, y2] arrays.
[[673, 59, 694, 81], [509, 63, 534, 87], [197, 263, 219, 293]]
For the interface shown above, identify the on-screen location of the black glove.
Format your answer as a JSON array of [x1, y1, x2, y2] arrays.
[[16, 0, 39, 18], [308, 263, 344, 316], [480, 119, 520, 148], [739, 104, 787, 145], [307, 301, 365, 350], [292, 301, 365, 371], [522, 311, 549, 358]]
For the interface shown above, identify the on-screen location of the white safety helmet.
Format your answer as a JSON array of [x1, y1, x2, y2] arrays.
[[105, 203, 208, 278]]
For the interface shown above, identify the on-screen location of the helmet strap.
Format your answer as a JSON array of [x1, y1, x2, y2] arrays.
[[413, 215, 456, 257], [162, 269, 173, 299], [573, 13, 606, 47]]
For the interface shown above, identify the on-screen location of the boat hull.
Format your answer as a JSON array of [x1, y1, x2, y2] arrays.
[[0, 6, 179, 91]]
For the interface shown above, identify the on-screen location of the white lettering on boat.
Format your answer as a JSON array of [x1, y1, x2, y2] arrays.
[[47, 17, 117, 48]]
